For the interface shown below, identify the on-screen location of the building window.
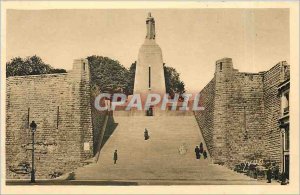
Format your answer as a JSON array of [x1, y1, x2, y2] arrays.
[[282, 92, 289, 115], [220, 62, 222, 71], [285, 128, 289, 151]]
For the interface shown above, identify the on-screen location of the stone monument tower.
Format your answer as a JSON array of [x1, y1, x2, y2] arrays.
[[134, 13, 166, 95]]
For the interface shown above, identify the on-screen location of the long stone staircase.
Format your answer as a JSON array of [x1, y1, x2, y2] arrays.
[[73, 114, 259, 184]]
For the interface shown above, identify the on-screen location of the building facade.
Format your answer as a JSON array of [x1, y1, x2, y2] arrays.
[[278, 77, 290, 180]]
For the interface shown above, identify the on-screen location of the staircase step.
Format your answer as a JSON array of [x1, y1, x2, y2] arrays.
[[73, 115, 254, 183]]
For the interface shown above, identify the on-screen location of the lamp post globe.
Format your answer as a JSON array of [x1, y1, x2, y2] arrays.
[[30, 121, 37, 132]]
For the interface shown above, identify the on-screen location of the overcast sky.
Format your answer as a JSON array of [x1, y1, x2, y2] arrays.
[[6, 9, 289, 92]]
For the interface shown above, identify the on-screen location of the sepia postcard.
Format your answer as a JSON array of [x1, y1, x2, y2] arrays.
[[0, 1, 299, 194]]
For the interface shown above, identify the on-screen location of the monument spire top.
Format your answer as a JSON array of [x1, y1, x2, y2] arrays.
[[134, 12, 166, 95], [146, 12, 155, 40]]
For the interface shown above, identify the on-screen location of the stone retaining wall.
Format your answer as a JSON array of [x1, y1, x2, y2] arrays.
[[195, 58, 290, 168], [6, 59, 105, 179]]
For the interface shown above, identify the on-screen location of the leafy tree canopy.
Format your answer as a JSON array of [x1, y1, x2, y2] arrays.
[[87, 55, 129, 95], [163, 64, 185, 97], [7, 55, 185, 97], [6, 55, 66, 77], [125, 61, 137, 95]]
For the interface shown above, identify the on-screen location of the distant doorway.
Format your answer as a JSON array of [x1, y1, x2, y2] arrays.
[[285, 155, 289, 179], [146, 106, 154, 116]]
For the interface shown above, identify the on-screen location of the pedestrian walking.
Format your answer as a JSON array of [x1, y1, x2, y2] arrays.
[[144, 128, 149, 140], [203, 150, 208, 159], [113, 150, 118, 164], [194, 146, 200, 159]]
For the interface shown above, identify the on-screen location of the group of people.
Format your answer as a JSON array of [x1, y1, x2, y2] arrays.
[[194, 142, 207, 160], [266, 164, 282, 183], [113, 130, 209, 164]]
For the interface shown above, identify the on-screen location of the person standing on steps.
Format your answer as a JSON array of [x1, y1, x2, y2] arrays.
[[200, 142, 203, 148], [113, 150, 118, 164], [199, 142, 204, 154], [203, 150, 208, 159], [144, 128, 149, 140], [194, 146, 200, 159]]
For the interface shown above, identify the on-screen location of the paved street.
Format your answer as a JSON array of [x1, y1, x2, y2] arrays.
[[7, 179, 278, 185], [7, 115, 275, 185]]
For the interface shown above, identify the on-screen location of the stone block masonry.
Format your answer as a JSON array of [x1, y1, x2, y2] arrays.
[[194, 78, 215, 157], [195, 58, 290, 168], [263, 63, 288, 164], [6, 59, 105, 179]]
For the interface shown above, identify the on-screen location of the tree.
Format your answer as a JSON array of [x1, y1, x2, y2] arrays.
[[6, 55, 66, 77], [87, 55, 129, 95], [163, 64, 185, 97], [7, 55, 185, 98], [125, 61, 137, 95]]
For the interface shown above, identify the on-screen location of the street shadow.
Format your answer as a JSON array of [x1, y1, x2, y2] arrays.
[[100, 115, 118, 149]]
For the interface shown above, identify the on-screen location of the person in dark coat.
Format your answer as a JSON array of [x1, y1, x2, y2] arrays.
[[203, 150, 208, 159], [199, 142, 204, 154], [267, 167, 272, 183], [144, 128, 149, 140], [200, 142, 203, 148], [113, 150, 118, 164], [195, 146, 200, 159], [199, 146, 204, 154]]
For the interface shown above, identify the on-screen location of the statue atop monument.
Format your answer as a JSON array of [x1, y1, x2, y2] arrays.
[[146, 12, 155, 39], [134, 12, 166, 96]]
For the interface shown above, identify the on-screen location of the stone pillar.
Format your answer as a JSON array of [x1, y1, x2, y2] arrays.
[[212, 57, 234, 164], [70, 58, 94, 159]]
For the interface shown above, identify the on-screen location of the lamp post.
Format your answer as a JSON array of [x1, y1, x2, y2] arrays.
[[30, 121, 37, 183]]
